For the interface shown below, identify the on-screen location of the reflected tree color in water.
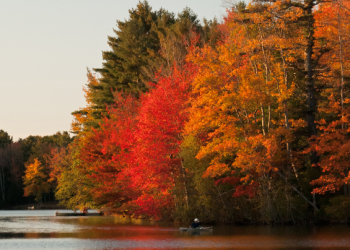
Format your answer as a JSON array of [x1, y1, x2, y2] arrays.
[[1, 210, 350, 249]]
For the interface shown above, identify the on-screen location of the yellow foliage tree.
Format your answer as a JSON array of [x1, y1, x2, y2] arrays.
[[23, 158, 50, 203]]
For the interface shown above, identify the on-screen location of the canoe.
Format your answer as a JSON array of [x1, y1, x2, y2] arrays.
[[179, 226, 213, 231], [55, 212, 104, 216]]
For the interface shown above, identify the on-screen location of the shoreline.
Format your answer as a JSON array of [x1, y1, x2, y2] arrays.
[[1, 201, 66, 210]]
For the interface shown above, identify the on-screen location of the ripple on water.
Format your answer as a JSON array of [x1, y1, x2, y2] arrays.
[[2, 210, 350, 249], [2, 237, 350, 250]]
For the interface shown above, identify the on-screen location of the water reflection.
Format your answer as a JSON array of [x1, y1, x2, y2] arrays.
[[1, 210, 350, 249]]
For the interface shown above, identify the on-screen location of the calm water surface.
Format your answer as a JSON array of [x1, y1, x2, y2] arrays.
[[0, 210, 350, 249]]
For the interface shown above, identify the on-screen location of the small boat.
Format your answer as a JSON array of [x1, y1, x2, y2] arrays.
[[55, 212, 104, 216], [179, 226, 213, 231]]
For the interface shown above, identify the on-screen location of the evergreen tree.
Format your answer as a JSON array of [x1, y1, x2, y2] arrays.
[[0, 130, 12, 148], [142, 7, 202, 83], [72, 1, 210, 130], [42, 131, 73, 148], [92, 1, 159, 108]]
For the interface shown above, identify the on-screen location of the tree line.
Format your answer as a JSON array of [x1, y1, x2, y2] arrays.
[[2, 0, 350, 224], [0, 130, 72, 207]]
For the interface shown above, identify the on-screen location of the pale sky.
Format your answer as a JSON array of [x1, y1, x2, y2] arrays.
[[0, 0, 225, 141]]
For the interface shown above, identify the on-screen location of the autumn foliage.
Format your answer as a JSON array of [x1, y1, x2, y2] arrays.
[[23, 158, 50, 202], [129, 64, 196, 217], [46, 0, 350, 223]]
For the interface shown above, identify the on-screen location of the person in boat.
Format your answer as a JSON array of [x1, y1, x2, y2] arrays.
[[190, 218, 200, 228]]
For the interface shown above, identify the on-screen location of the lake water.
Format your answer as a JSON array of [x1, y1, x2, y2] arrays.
[[1, 210, 350, 249]]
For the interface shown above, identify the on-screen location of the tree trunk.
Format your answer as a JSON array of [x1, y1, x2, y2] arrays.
[[277, 170, 319, 211], [180, 159, 189, 208], [261, 104, 266, 136], [337, 0, 348, 191], [0, 168, 5, 203], [304, 0, 318, 212], [280, 48, 301, 183]]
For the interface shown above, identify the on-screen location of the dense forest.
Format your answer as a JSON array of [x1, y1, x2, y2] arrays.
[[1, 0, 350, 224], [0, 130, 72, 206]]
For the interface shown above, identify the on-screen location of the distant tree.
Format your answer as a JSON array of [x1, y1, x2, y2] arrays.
[[0, 131, 24, 205], [23, 158, 50, 203], [0, 142, 24, 204], [0, 130, 12, 148], [0, 130, 11, 202], [42, 131, 73, 148], [0, 131, 72, 206], [19, 135, 41, 163]]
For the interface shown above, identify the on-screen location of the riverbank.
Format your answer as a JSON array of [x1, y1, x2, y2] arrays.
[[3, 201, 66, 210]]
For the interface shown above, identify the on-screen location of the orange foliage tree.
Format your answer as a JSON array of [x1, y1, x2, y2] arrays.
[[23, 158, 50, 203], [184, 2, 321, 214], [308, 0, 350, 195]]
